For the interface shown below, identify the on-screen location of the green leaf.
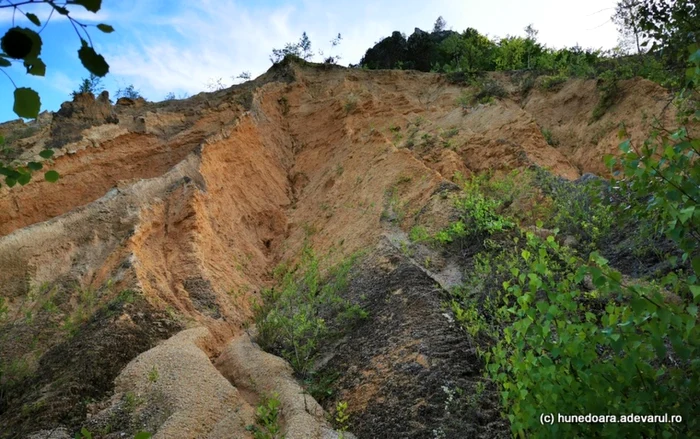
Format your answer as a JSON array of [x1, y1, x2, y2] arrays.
[[692, 257, 700, 276], [53, 5, 69, 15], [678, 206, 695, 224], [27, 161, 42, 171], [690, 285, 700, 300], [5, 176, 17, 187], [17, 172, 31, 185], [39, 149, 54, 159], [25, 13, 41, 26], [619, 139, 631, 153], [133, 432, 152, 439], [1, 27, 42, 60], [0, 56, 10, 67], [44, 170, 60, 183], [96, 24, 114, 33], [78, 42, 109, 76], [690, 48, 700, 64], [24, 57, 46, 76], [70, 0, 102, 13], [14, 87, 41, 119]]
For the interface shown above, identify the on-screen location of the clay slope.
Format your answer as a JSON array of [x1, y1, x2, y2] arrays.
[[0, 60, 677, 438]]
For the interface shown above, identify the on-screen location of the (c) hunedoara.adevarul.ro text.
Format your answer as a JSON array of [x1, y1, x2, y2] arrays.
[[539, 413, 683, 425]]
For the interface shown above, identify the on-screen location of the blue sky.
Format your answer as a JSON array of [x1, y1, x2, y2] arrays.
[[0, 0, 620, 123]]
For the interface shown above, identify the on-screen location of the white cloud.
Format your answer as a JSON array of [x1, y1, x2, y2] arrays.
[[98, 0, 620, 101]]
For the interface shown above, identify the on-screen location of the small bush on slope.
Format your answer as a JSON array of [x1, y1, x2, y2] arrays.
[[254, 247, 367, 377]]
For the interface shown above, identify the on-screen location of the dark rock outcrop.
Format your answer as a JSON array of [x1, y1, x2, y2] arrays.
[[47, 92, 119, 149]]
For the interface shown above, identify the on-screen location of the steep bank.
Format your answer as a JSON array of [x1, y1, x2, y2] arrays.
[[0, 59, 679, 437]]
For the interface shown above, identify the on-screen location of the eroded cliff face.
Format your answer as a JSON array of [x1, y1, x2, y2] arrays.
[[0, 60, 677, 438]]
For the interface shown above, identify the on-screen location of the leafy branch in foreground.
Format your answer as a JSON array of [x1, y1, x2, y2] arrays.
[[0, 135, 59, 187], [485, 45, 700, 438], [1, 0, 113, 119], [1, 0, 114, 188]]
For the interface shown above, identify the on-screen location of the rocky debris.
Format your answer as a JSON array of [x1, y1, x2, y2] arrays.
[[82, 327, 350, 439], [216, 334, 353, 439], [314, 241, 509, 439]]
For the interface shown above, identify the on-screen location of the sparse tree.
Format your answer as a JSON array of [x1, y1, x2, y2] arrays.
[[72, 74, 104, 97], [115, 84, 142, 99], [323, 33, 343, 64], [524, 24, 542, 69], [433, 16, 447, 33], [299, 32, 313, 60], [270, 32, 315, 63], [205, 78, 227, 91], [164, 92, 176, 101], [612, 0, 644, 54], [237, 71, 252, 81], [524, 24, 539, 41]]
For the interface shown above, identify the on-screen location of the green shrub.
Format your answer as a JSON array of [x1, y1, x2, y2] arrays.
[[535, 170, 613, 250], [539, 74, 567, 90], [540, 127, 558, 146], [409, 225, 430, 242], [441, 176, 514, 241], [474, 79, 507, 103], [254, 248, 365, 376], [247, 393, 283, 439]]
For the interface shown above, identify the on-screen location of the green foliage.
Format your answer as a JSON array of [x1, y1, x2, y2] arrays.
[[536, 170, 614, 250], [148, 365, 159, 383], [73, 73, 104, 97], [438, 28, 497, 73], [488, 232, 699, 437], [483, 47, 700, 438], [539, 74, 567, 90], [635, 0, 700, 70], [335, 400, 350, 431], [247, 393, 284, 439], [254, 248, 365, 377], [1, 1, 111, 119], [362, 10, 691, 89], [0, 138, 60, 186], [304, 369, 340, 402], [13, 87, 40, 119], [605, 49, 700, 259], [540, 127, 558, 146], [494, 36, 528, 71], [270, 32, 313, 63], [434, 176, 513, 246], [409, 225, 430, 242]]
